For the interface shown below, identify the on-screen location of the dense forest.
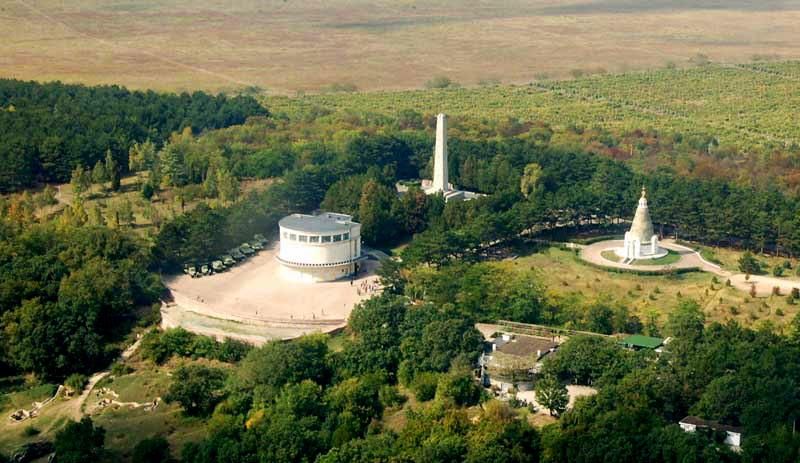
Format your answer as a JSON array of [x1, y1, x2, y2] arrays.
[[0, 79, 266, 192], [2, 82, 800, 462], [44, 297, 800, 463]]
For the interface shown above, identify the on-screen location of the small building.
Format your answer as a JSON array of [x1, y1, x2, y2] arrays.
[[277, 212, 364, 283], [679, 416, 743, 450], [621, 334, 664, 350], [479, 333, 559, 393]]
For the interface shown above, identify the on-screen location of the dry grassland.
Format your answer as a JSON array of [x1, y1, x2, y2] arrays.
[[1, 0, 799, 93], [508, 247, 800, 332]]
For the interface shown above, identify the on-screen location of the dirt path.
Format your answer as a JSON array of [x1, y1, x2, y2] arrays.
[[72, 337, 143, 419]]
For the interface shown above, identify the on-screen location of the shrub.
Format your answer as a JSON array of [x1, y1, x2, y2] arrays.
[[132, 436, 172, 463], [792, 288, 799, 299], [110, 362, 133, 377], [749, 285, 757, 298], [424, 76, 459, 89], [140, 328, 251, 364], [216, 338, 251, 363], [22, 425, 40, 437], [772, 265, 784, 277], [738, 252, 762, 275], [435, 369, 482, 406], [378, 385, 406, 408], [165, 364, 228, 416], [141, 182, 155, 200], [776, 308, 785, 316], [411, 372, 440, 402], [772, 286, 781, 296], [65, 373, 88, 393]]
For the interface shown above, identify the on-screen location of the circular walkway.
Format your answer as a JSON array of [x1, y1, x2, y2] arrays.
[[580, 239, 726, 274], [580, 239, 800, 297]]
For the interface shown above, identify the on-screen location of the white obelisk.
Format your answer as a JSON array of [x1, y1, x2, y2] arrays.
[[432, 113, 450, 192]]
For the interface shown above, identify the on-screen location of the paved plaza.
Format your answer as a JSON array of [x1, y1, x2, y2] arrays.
[[162, 244, 380, 344]]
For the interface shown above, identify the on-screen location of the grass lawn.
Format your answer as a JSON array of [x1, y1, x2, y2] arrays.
[[600, 250, 621, 263], [501, 246, 799, 332], [687, 241, 800, 276]]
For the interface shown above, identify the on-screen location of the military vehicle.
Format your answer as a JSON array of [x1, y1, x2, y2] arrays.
[[250, 239, 264, 251], [254, 233, 268, 247], [240, 243, 255, 256], [222, 254, 236, 267], [187, 265, 199, 278], [200, 263, 212, 276], [230, 248, 246, 261], [212, 260, 225, 272]]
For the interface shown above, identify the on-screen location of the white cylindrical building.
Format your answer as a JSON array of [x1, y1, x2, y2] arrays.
[[277, 212, 364, 283]]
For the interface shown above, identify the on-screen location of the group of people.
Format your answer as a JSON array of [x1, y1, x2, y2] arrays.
[[354, 278, 380, 296]]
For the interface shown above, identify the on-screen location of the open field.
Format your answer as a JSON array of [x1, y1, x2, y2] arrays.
[[0, 356, 209, 460], [268, 61, 800, 150], [504, 246, 800, 332], [1, 1, 800, 93]]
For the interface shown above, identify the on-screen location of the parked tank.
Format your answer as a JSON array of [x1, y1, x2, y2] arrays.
[[240, 243, 255, 256]]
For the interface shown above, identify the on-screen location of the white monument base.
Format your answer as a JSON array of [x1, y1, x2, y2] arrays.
[[613, 246, 668, 261], [279, 262, 358, 283]]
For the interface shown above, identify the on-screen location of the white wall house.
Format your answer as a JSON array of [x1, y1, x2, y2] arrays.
[[679, 416, 742, 451], [277, 212, 364, 283]]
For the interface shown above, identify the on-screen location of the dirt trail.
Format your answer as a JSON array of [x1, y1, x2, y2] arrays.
[[72, 337, 143, 419]]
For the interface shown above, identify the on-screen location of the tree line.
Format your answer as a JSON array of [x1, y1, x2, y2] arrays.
[[0, 79, 266, 192]]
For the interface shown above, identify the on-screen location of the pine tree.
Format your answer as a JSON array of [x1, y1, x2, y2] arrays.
[[105, 150, 121, 191], [91, 160, 107, 187], [69, 166, 91, 204]]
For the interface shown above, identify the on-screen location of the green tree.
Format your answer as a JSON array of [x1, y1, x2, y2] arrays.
[[128, 140, 157, 172], [542, 336, 626, 386], [164, 363, 227, 416], [232, 335, 330, 405], [738, 251, 762, 275], [666, 299, 705, 343], [520, 162, 543, 199], [91, 160, 107, 187], [435, 368, 482, 406], [535, 375, 568, 416], [358, 179, 401, 244], [69, 165, 91, 203], [216, 167, 239, 203], [54, 417, 107, 463], [132, 436, 173, 463], [105, 149, 121, 191]]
